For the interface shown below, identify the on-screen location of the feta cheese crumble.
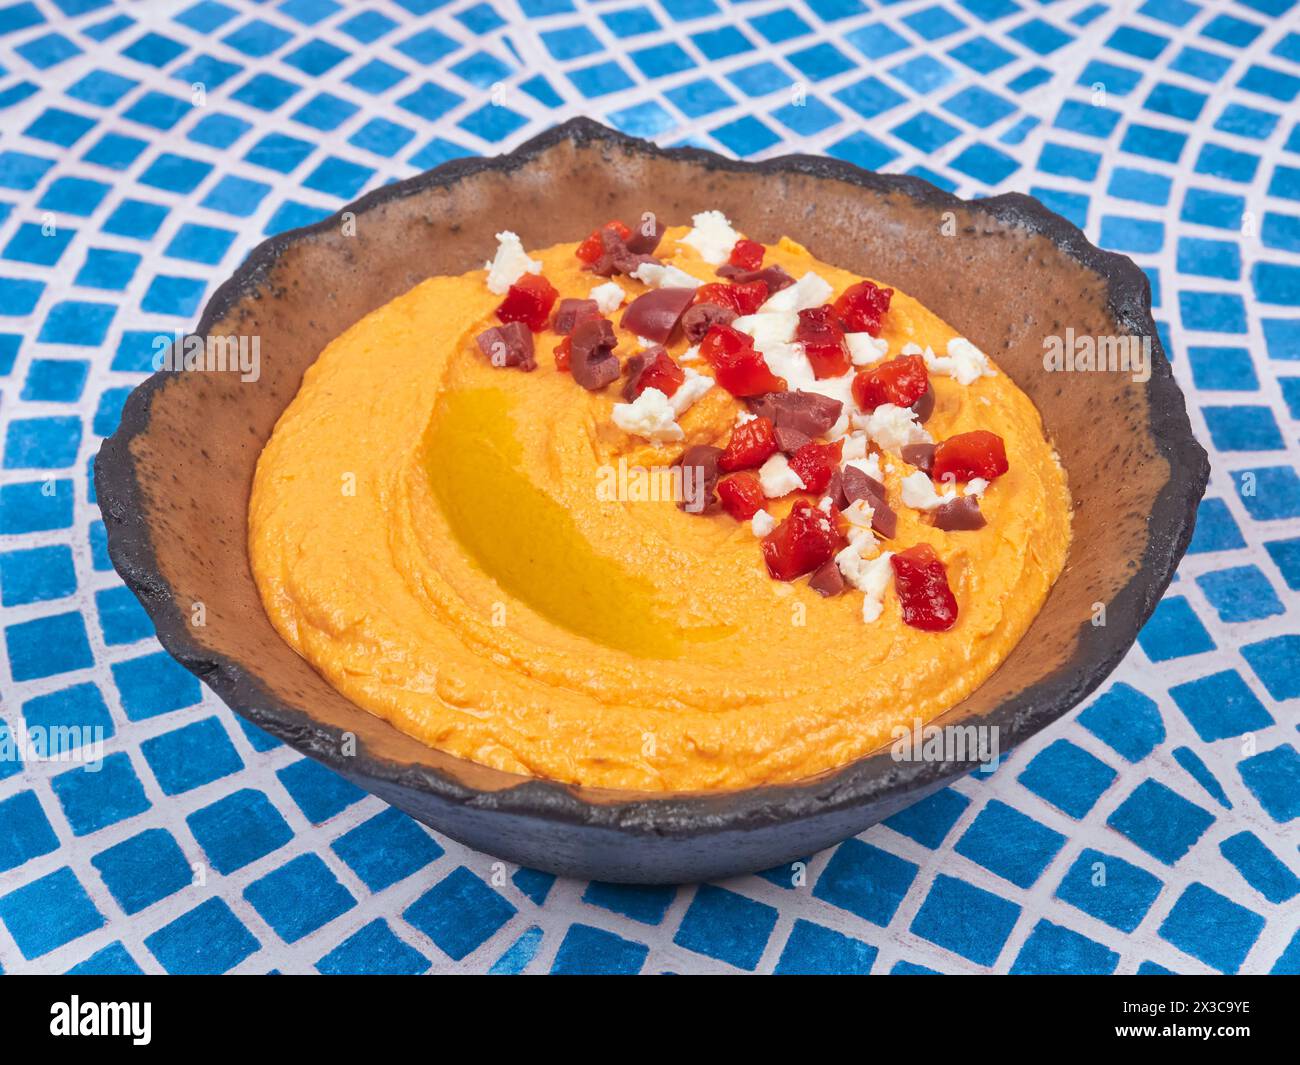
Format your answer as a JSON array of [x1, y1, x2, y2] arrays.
[[680, 210, 740, 265], [856, 552, 895, 623], [751, 509, 776, 537], [731, 312, 797, 349], [966, 477, 989, 497], [854, 403, 932, 455], [835, 533, 894, 623], [588, 281, 624, 313], [759, 271, 833, 314], [900, 470, 956, 511], [840, 432, 869, 462], [843, 452, 883, 482], [484, 231, 541, 294], [680, 345, 700, 363], [758, 452, 805, 498], [846, 332, 888, 366], [842, 497, 875, 529], [669, 367, 714, 416], [630, 262, 701, 289], [925, 336, 994, 386], [611, 387, 683, 442]]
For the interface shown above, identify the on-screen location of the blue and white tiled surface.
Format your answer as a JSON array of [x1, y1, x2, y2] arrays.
[[0, 0, 1297, 975]]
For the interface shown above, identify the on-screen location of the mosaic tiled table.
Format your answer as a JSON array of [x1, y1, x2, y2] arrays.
[[0, 0, 1298, 976]]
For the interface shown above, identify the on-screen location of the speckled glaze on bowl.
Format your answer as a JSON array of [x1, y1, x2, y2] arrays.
[[96, 118, 1207, 883]]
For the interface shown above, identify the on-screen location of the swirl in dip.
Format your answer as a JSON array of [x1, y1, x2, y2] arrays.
[[249, 213, 1071, 791]]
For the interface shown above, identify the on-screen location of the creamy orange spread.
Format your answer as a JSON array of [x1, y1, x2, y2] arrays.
[[249, 223, 1071, 791]]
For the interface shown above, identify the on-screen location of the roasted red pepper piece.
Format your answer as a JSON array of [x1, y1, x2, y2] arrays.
[[698, 324, 787, 398], [931, 430, 1009, 483], [496, 273, 558, 332], [728, 238, 765, 271], [832, 279, 893, 335], [575, 220, 631, 265], [890, 543, 958, 631], [719, 416, 777, 472], [852, 354, 929, 412], [718, 473, 765, 521], [795, 305, 851, 379], [788, 438, 844, 495], [694, 280, 769, 317], [629, 349, 685, 399], [761, 499, 846, 581]]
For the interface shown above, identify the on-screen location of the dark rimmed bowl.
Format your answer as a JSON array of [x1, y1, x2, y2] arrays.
[[96, 118, 1207, 883]]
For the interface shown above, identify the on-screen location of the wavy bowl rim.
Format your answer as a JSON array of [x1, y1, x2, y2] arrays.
[[95, 117, 1209, 837]]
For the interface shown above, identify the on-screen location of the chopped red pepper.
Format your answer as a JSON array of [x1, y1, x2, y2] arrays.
[[788, 438, 844, 495], [719, 416, 777, 472], [890, 543, 958, 631], [931, 430, 1009, 483], [629, 349, 685, 399], [694, 280, 769, 317], [851, 354, 929, 412], [761, 499, 846, 581], [553, 335, 571, 372], [718, 473, 765, 521], [795, 305, 851, 379], [698, 324, 787, 398], [496, 273, 558, 332], [728, 237, 765, 271], [575, 220, 631, 265], [832, 279, 894, 335]]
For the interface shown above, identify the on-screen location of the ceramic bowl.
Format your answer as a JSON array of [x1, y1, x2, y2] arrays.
[[96, 118, 1208, 883]]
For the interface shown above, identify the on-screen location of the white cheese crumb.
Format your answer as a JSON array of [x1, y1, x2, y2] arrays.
[[669, 368, 714, 416], [900, 341, 926, 357], [844, 452, 883, 483], [854, 403, 932, 455], [758, 452, 805, 498], [840, 432, 868, 462], [635, 335, 656, 350], [857, 552, 895, 623], [680, 345, 700, 363], [588, 281, 624, 313], [731, 312, 797, 349], [759, 271, 833, 314], [680, 210, 739, 265], [925, 336, 994, 385], [611, 387, 683, 442], [630, 262, 701, 289], [900, 470, 956, 511], [751, 509, 776, 537], [846, 332, 888, 366], [966, 477, 989, 497], [735, 409, 757, 426], [818, 496, 834, 514], [843, 497, 875, 529], [835, 533, 894, 621], [484, 231, 541, 294]]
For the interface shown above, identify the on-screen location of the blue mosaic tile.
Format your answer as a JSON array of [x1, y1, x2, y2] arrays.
[[186, 788, 293, 874], [243, 853, 355, 943], [774, 919, 877, 974], [316, 919, 429, 975], [674, 884, 777, 971], [144, 896, 258, 974], [1055, 847, 1163, 933], [1158, 882, 1265, 973], [1107, 779, 1215, 865], [404, 867, 516, 961], [551, 923, 648, 974], [910, 874, 1020, 966]]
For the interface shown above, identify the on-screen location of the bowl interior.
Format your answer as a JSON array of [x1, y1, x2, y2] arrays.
[[101, 122, 1198, 817]]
